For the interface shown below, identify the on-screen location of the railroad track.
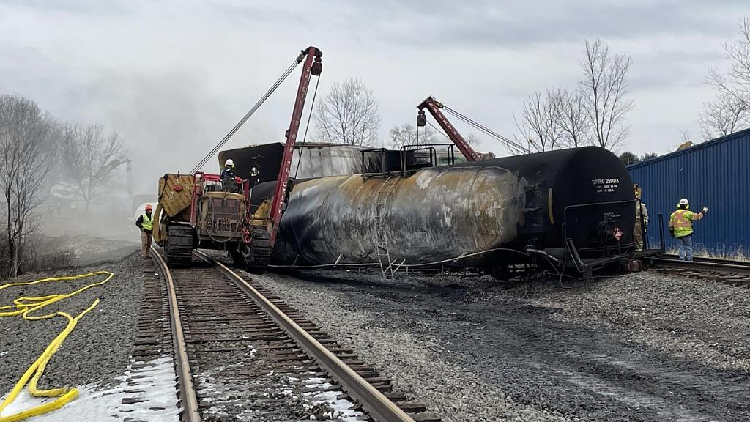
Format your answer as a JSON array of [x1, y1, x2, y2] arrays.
[[140, 248, 439, 422], [650, 254, 750, 287]]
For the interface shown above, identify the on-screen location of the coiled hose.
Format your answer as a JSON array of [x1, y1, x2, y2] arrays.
[[0, 271, 115, 422]]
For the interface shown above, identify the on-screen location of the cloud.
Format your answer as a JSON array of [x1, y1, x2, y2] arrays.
[[1, 0, 749, 174]]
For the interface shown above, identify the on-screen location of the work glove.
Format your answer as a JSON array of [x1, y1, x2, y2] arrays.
[[669, 227, 675, 238], [702, 206, 708, 214]]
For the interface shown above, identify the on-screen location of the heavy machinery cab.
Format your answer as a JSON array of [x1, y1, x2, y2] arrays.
[[191, 172, 251, 245]]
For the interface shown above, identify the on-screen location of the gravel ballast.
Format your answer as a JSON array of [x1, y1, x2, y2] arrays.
[[0, 251, 145, 395], [248, 268, 750, 422]]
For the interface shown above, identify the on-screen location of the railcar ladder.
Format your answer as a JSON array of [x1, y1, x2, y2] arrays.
[[373, 177, 400, 278]]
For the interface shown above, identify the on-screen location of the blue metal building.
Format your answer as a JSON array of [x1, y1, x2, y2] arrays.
[[627, 128, 750, 255]]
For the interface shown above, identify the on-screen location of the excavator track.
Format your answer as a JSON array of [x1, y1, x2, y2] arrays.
[[165, 224, 194, 267], [246, 228, 271, 273]]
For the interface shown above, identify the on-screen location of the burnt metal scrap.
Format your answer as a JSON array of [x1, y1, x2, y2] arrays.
[[246, 145, 640, 276]]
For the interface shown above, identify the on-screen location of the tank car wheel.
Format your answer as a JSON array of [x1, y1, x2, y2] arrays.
[[490, 264, 512, 281]]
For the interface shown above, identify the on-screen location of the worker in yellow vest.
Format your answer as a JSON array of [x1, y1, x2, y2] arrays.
[[668, 198, 708, 261], [135, 204, 154, 259]]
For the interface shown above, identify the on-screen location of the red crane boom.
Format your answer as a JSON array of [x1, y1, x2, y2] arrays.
[[417, 96, 481, 161], [268, 46, 322, 245]]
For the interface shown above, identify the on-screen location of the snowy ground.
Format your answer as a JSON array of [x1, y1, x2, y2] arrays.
[[1, 356, 179, 422]]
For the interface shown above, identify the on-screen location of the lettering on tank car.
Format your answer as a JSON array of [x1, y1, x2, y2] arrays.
[[602, 211, 622, 223], [591, 177, 620, 193]]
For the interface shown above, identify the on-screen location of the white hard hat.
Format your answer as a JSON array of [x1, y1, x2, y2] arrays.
[[225, 159, 234, 167], [679, 198, 689, 205]]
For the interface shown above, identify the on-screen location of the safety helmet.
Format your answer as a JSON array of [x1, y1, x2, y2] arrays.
[[145, 204, 153, 211], [679, 198, 689, 206], [225, 159, 234, 168]]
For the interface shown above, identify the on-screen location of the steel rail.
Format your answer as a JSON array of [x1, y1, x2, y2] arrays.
[[150, 247, 202, 422], [652, 255, 750, 275], [660, 254, 750, 267], [194, 250, 416, 422]]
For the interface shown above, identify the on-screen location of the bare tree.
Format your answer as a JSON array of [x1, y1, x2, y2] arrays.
[[0, 95, 55, 278], [464, 133, 480, 146], [314, 77, 381, 146], [699, 91, 749, 139], [513, 89, 564, 153], [702, 19, 750, 139], [557, 89, 592, 147], [61, 124, 127, 212], [708, 18, 750, 107], [579, 39, 633, 150], [388, 124, 439, 148], [699, 93, 748, 139]]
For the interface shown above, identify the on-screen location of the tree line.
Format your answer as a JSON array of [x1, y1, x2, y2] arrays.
[[0, 94, 127, 278]]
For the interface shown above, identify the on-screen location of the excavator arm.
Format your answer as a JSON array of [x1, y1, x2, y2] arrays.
[[267, 46, 323, 245], [417, 96, 481, 161]]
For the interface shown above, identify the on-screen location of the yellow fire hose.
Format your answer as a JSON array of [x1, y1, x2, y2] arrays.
[[0, 271, 115, 422]]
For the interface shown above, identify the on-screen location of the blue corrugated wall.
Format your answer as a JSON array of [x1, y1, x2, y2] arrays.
[[628, 129, 750, 254]]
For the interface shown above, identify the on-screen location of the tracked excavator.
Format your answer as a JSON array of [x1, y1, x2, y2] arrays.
[[152, 46, 323, 270]]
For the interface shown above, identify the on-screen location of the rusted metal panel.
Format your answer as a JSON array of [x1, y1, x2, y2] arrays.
[[158, 174, 195, 217]]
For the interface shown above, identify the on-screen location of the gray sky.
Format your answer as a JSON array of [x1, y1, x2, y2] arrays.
[[1, 0, 748, 192]]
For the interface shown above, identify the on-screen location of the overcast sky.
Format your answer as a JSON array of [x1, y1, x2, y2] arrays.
[[1, 0, 748, 192]]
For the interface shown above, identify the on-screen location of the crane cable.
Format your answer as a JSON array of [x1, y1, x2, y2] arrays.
[[293, 75, 322, 180], [191, 55, 304, 174], [426, 121, 448, 141], [440, 104, 526, 153], [0, 271, 115, 422]]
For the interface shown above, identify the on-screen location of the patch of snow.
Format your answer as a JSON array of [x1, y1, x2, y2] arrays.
[[0, 356, 179, 422], [303, 376, 365, 421]]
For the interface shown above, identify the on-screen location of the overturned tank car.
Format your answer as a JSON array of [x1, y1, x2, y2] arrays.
[[246, 146, 636, 276]]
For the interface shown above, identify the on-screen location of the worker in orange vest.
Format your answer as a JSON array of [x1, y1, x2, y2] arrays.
[[668, 198, 708, 261]]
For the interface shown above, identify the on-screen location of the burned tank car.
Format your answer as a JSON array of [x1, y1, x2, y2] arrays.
[[251, 146, 635, 270]]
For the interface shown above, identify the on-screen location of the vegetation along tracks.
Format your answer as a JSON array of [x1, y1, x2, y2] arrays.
[[150, 248, 440, 422]]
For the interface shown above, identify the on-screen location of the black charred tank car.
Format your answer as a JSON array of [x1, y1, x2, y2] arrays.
[[248, 146, 636, 276]]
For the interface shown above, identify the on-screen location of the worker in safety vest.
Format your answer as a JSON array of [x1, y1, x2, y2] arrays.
[[634, 184, 649, 251], [668, 198, 708, 261], [135, 204, 154, 259]]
